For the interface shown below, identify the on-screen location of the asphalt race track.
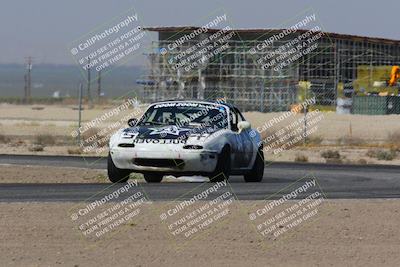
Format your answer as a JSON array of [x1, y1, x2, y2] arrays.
[[0, 154, 399, 202]]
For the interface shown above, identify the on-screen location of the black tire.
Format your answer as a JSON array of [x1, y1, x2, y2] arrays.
[[244, 147, 264, 182], [107, 153, 131, 183], [209, 146, 231, 182], [144, 173, 163, 183]]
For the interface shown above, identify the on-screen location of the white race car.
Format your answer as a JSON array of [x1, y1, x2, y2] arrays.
[[108, 100, 264, 183]]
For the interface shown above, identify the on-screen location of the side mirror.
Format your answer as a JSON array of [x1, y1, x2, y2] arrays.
[[238, 121, 251, 132], [127, 118, 137, 127]]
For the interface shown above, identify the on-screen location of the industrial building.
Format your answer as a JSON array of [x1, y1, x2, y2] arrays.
[[138, 26, 400, 112]]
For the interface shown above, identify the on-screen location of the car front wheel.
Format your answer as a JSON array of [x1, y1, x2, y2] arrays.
[[244, 147, 264, 182], [209, 146, 231, 182], [107, 153, 131, 183]]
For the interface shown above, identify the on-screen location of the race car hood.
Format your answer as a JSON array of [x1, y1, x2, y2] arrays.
[[121, 125, 221, 141]]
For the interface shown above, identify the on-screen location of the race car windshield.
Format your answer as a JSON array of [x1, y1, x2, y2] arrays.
[[138, 103, 228, 129]]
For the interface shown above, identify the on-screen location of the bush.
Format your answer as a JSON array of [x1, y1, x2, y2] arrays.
[[67, 147, 83, 155], [34, 134, 56, 146], [366, 149, 397, 161], [0, 134, 10, 144], [28, 144, 44, 152], [376, 150, 396, 161], [295, 154, 308, 162], [321, 150, 341, 159], [321, 150, 342, 164], [357, 159, 368, 165]]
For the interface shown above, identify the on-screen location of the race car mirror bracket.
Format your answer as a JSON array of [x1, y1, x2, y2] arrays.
[[128, 118, 138, 127], [238, 121, 251, 132]]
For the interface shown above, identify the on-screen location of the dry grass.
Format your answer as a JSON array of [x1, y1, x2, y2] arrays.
[[79, 127, 109, 154], [321, 150, 341, 159], [337, 135, 365, 146], [387, 131, 400, 151], [321, 150, 343, 163], [81, 127, 100, 141], [9, 140, 25, 147], [294, 154, 308, 162], [81, 127, 108, 146], [33, 134, 56, 146], [67, 147, 83, 155], [366, 149, 397, 161], [28, 144, 44, 152], [356, 158, 368, 164], [0, 134, 10, 144], [86, 173, 108, 182], [16, 121, 40, 127], [305, 135, 323, 145], [262, 126, 303, 150], [343, 158, 369, 165]]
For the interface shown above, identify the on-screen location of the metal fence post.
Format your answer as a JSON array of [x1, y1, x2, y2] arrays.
[[77, 83, 83, 145]]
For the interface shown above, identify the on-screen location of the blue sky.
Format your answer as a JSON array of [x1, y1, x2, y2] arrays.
[[1, 0, 398, 65]]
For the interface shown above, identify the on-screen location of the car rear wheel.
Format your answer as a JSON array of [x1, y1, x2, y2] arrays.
[[244, 147, 264, 182], [144, 173, 163, 183], [107, 153, 131, 183], [209, 146, 230, 182]]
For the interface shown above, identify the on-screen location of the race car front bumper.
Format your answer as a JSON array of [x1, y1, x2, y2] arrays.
[[110, 146, 219, 174]]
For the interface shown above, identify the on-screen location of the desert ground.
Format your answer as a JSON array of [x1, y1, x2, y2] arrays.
[[0, 134, 399, 266], [1, 103, 399, 141], [0, 199, 399, 267], [0, 165, 108, 183], [1, 103, 399, 165]]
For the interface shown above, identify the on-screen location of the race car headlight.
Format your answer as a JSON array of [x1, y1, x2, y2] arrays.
[[183, 145, 203, 149]]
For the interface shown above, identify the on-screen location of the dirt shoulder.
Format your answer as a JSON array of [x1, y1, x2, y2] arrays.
[[0, 200, 399, 266], [0, 165, 108, 183]]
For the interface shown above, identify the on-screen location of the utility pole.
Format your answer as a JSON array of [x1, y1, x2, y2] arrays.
[[23, 74, 28, 103], [87, 57, 91, 105], [24, 57, 33, 103]]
